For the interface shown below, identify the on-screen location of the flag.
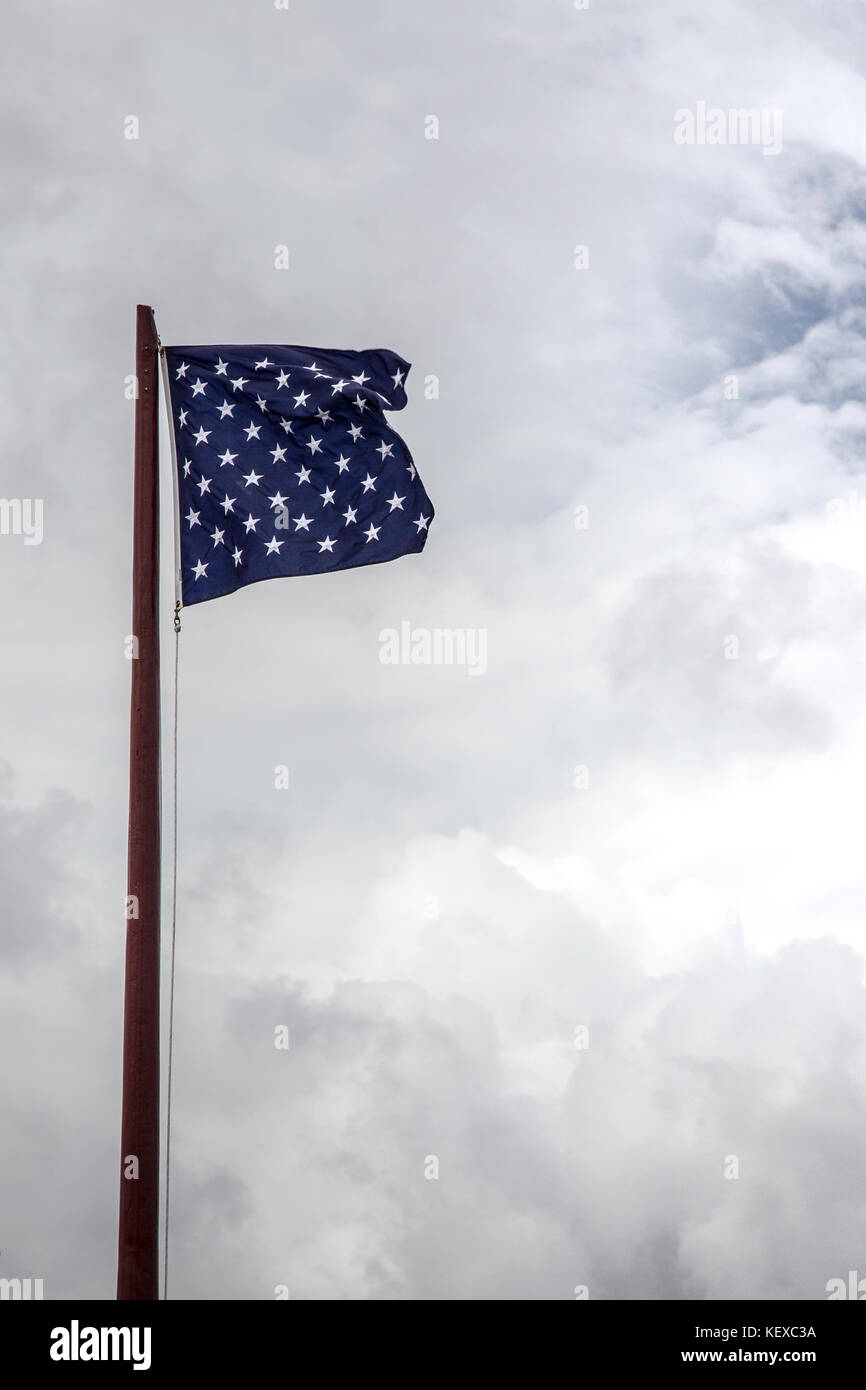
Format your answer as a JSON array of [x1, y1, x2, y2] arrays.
[[163, 344, 434, 605]]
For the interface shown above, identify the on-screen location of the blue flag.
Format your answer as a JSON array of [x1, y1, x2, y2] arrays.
[[163, 344, 434, 605]]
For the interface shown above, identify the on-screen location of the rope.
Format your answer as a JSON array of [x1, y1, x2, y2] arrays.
[[162, 601, 181, 1298]]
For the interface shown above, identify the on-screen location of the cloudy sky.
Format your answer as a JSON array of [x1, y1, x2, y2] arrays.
[[2, 0, 866, 1300]]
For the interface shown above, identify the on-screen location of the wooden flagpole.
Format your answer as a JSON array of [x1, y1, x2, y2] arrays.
[[117, 303, 162, 1300]]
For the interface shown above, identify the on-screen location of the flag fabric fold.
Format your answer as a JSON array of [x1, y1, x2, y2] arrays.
[[164, 343, 434, 605]]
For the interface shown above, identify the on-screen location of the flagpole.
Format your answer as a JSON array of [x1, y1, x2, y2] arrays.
[[117, 303, 162, 1300]]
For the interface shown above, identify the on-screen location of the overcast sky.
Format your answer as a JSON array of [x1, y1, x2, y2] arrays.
[[2, 0, 866, 1300]]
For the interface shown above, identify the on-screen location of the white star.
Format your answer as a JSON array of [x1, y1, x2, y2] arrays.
[[280, 418, 294, 435], [191, 378, 207, 397], [255, 357, 273, 370], [342, 505, 357, 525], [217, 400, 235, 419], [193, 426, 210, 446], [406, 462, 417, 480], [293, 390, 310, 408], [413, 513, 430, 532], [175, 362, 189, 380], [270, 444, 287, 464], [353, 394, 368, 412], [197, 476, 212, 495], [211, 526, 225, 546], [348, 424, 364, 442], [333, 453, 351, 473], [242, 468, 263, 487], [243, 514, 260, 533], [268, 491, 288, 510], [218, 449, 238, 467], [364, 523, 380, 543], [244, 421, 262, 441], [255, 395, 268, 413], [230, 375, 249, 392], [231, 546, 243, 566], [295, 464, 312, 485], [376, 441, 394, 460], [192, 559, 208, 579], [321, 487, 335, 507], [318, 535, 336, 552], [265, 536, 284, 555], [330, 379, 348, 395], [220, 495, 237, 514], [178, 409, 188, 428], [305, 435, 323, 455], [294, 513, 311, 531], [215, 358, 229, 376], [185, 507, 201, 528], [304, 361, 322, 373], [316, 408, 332, 426], [386, 492, 405, 511], [275, 369, 291, 390], [361, 473, 377, 493], [352, 370, 370, 386], [392, 367, 405, 387], [182, 458, 192, 477]]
